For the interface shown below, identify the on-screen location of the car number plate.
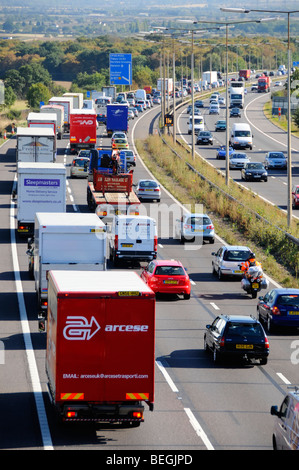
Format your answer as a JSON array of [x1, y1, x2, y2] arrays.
[[236, 344, 253, 349], [252, 283, 260, 288], [234, 270, 243, 274], [164, 280, 178, 284], [145, 189, 152, 191], [193, 229, 203, 232], [288, 311, 299, 315], [121, 243, 133, 247]]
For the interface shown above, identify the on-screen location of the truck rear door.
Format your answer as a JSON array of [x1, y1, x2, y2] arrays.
[[118, 218, 155, 254]]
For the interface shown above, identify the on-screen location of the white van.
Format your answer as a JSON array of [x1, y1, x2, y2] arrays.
[[188, 115, 204, 134], [108, 215, 158, 265], [230, 123, 253, 150]]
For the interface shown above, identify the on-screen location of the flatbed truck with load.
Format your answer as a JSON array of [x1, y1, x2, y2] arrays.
[[87, 150, 140, 218], [45, 269, 155, 425]]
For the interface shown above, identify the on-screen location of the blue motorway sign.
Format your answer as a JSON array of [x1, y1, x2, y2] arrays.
[[110, 53, 132, 86]]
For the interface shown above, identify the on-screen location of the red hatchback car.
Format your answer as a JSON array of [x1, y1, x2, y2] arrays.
[[292, 185, 299, 209], [140, 260, 191, 299]]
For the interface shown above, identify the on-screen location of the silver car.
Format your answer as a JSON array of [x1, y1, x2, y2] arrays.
[[70, 156, 90, 178], [136, 179, 161, 202], [119, 149, 136, 167], [271, 388, 299, 450], [176, 213, 215, 244], [229, 152, 250, 169], [212, 245, 252, 280], [264, 151, 287, 169]]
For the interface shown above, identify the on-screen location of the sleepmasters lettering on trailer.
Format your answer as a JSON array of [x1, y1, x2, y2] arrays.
[[24, 178, 60, 187]]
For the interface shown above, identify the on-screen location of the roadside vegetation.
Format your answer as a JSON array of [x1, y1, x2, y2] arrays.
[[136, 134, 299, 288]]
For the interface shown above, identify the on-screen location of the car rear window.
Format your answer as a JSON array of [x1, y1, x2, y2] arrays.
[[223, 250, 249, 261], [277, 295, 299, 307], [187, 216, 211, 225], [155, 266, 185, 276], [139, 181, 157, 188], [74, 159, 87, 167], [225, 322, 264, 340]]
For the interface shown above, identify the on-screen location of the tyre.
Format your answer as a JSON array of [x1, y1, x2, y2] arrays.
[[184, 293, 190, 300], [213, 348, 221, 364], [252, 290, 257, 299], [260, 358, 268, 365], [218, 269, 223, 281], [209, 238, 215, 244]]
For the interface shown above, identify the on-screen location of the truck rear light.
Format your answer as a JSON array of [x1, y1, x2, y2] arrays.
[[115, 235, 118, 250], [66, 411, 77, 418], [154, 236, 157, 252], [41, 300, 48, 308], [132, 411, 143, 419]]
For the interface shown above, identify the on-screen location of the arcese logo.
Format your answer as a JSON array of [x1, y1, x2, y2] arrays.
[[63, 316, 148, 341]]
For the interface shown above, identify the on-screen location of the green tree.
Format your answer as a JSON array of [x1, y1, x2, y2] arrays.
[[4, 86, 16, 108], [19, 62, 51, 93], [27, 83, 50, 109]]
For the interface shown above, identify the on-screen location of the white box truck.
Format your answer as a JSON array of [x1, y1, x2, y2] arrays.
[[27, 112, 57, 140], [48, 96, 73, 131], [16, 127, 56, 163], [31, 212, 107, 312], [17, 162, 66, 235], [202, 71, 218, 84], [40, 104, 64, 139], [157, 78, 173, 95], [108, 215, 157, 265], [63, 92, 84, 109]]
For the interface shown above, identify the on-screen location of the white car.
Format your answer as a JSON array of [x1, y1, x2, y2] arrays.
[[136, 179, 161, 202], [219, 97, 225, 105], [119, 149, 136, 167], [209, 104, 220, 115]]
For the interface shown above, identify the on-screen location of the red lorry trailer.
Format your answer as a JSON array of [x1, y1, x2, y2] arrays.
[[238, 69, 251, 81], [69, 109, 97, 154], [87, 169, 140, 218], [46, 270, 155, 424], [258, 75, 271, 92]]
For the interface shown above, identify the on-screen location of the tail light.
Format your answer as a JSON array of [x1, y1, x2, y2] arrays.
[[206, 225, 214, 230], [271, 306, 281, 315], [154, 236, 158, 252], [115, 235, 118, 250], [220, 336, 225, 347], [264, 336, 269, 350], [132, 411, 143, 419], [154, 188, 160, 192]]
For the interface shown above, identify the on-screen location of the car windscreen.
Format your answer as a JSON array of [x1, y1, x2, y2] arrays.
[[154, 266, 185, 276], [246, 163, 263, 169], [225, 322, 264, 340], [231, 154, 246, 159], [235, 130, 250, 137], [269, 153, 285, 159], [223, 250, 249, 261]]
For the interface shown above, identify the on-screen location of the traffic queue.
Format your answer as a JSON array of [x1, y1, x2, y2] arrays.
[[12, 84, 299, 444]]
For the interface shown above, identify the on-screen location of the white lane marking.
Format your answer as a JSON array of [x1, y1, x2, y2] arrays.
[[158, 243, 163, 248], [190, 279, 196, 285], [210, 302, 220, 310], [276, 373, 291, 385], [155, 360, 178, 392], [184, 408, 214, 450], [10, 176, 53, 450]]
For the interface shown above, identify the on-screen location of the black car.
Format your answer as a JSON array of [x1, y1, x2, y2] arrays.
[[241, 162, 268, 182], [230, 107, 241, 117], [196, 131, 213, 145], [204, 314, 269, 365]]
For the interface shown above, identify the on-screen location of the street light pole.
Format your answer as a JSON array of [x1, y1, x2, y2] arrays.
[[221, 7, 299, 226]]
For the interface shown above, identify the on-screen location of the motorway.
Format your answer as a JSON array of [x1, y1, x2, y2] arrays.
[[0, 86, 299, 451]]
